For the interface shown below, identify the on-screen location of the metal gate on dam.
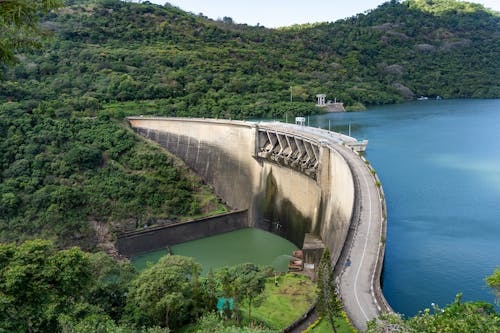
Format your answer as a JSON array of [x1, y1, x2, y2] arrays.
[[126, 117, 391, 330]]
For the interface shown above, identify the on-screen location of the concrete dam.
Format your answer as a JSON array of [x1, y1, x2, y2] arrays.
[[127, 117, 391, 330]]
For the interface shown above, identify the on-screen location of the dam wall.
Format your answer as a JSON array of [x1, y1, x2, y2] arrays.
[[128, 118, 353, 264], [319, 144, 355, 265]]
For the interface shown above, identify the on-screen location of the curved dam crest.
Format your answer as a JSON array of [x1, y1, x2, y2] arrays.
[[127, 117, 390, 330]]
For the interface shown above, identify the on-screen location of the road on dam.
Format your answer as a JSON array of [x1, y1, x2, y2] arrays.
[[335, 144, 388, 331], [260, 123, 390, 331]]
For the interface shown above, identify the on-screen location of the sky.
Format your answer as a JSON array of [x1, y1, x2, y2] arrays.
[[144, 0, 500, 28]]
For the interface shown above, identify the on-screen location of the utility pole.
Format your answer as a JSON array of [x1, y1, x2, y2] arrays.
[[290, 86, 293, 102]]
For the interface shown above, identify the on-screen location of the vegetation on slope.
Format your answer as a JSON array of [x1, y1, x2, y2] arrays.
[[1, 0, 499, 119], [2, 240, 499, 333], [0, 102, 223, 248], [0, 0, 63, 64], [0, 239, 277, 332]]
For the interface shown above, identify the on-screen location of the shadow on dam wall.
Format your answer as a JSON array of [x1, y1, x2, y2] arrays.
[[255, 171, 312, 248]]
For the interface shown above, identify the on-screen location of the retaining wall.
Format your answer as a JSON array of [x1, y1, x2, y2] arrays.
[[117, 209, 248, 256]]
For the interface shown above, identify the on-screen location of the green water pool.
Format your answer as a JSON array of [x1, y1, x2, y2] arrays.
[[131, 228, 298, 273]]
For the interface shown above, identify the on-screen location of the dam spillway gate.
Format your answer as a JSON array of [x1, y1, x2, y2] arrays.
[[257, 128, 320, 180]]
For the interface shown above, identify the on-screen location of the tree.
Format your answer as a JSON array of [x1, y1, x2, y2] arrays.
[[201, 269, 218, 312], [236, 263, 269, 320], [216, 263, 270, 322], [0, 0, 63, 64], [87, 252, 137, 321], [486, 267, 500, 303], [124, 255, 202, 330], [317, 248, 342, 333], [0, 239, 93, 332]]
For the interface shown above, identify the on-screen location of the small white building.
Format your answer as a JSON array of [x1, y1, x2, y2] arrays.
[[316, 94, 327, 106], [295, 117, 306, 126], [316, 93, 345, 112]]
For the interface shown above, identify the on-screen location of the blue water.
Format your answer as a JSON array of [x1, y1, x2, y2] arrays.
[[307, 99, 500, 315]]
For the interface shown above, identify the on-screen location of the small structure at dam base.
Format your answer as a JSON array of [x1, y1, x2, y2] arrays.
[[302, 233, 325, 280]]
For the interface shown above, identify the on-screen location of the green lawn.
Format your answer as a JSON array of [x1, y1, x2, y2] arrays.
[[242, 273, 316, 330]]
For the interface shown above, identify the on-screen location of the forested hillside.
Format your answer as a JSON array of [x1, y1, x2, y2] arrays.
[[0, 0, 499, 247], [1, 0, 499, 118], [1, 1, 500, 332], [0, 102, 224, 249]]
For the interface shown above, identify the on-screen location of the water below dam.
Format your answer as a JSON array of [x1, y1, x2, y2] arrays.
[[306, 99, 500, 315], [131, 228, 298, 274]]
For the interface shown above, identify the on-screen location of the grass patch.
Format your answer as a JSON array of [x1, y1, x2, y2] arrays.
[[242, 273, 316, 330], [309, 316, 357, 333], [180, 184, 228, 221]]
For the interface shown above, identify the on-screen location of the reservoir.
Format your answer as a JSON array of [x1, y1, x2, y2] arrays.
[[131, 228, 298, 274], [308, 99, 500, 315]]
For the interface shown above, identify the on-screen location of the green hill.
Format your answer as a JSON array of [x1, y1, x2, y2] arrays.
[[1, 0, 499, 118]]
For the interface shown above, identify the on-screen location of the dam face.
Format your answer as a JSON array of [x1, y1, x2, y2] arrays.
[[128, 118, 356, 267]]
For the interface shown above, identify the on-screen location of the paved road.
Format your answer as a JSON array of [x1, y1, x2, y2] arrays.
[[334, 143, 386, 331]]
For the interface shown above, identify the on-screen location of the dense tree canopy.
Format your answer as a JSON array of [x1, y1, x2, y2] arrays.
[[0, 240, 280, 332], [367, 293, 500, 332], [0, 102, 222, 248], [0, 240, 100, 332], [124, 255, 202, 329]]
